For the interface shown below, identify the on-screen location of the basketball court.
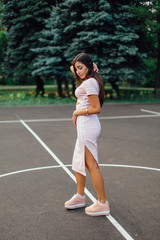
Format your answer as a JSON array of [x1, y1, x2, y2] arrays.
[[0, 103, 160, 240]]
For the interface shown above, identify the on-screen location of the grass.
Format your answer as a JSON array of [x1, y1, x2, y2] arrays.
[[0, 85, 160, 107], [0, 87, 76, 106]]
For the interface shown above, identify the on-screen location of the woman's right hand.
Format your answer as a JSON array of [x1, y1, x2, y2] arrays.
[[93, 63, 98, 73], [72, 111, 77, 127], [70, 65, 75, 74]]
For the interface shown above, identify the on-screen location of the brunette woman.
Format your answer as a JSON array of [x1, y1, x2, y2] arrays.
[[64, 53, 110, 216]]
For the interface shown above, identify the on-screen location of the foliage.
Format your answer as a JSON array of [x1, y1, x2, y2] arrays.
[[31, 6, 70, 96], [32, 0, 147, 97], [131, 1, 160, 41], [0, 0, 4, 29], [0, 1, 7, 78], [2, 0, 54, 84], [31, 6, 65, 77], [130, 0, 160, 94], [59, 0, 147, 89], [0, 30, 7, 76], [144, 58, 157, 87]]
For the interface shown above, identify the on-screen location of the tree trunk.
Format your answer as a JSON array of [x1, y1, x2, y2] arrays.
[[72, 79, 76, 96], [64, 79, 70, 97], [35, 76, 45, 96], [109, 80, 120, 99], [57, 76, 63, 97]]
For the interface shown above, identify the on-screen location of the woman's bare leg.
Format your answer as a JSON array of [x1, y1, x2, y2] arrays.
[[85, 146, 107, 203], [75, 172, 86, 195]]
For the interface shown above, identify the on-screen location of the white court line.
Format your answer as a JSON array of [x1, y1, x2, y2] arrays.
[[0, 120, 20, 123], [141, 109, 160, 115], [17, 119, 134, 240], [0, 165, 62, 178], [1, 164, 159, 178], [25, 118, 72, 123], [99, 114, 160, 120], [0, 118, 71, 124], [100, 164, 160, 172], [0, 113, 160, 124]]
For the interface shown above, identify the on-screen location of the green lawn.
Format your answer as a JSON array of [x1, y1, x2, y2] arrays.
[[0, 85, 159, 107]]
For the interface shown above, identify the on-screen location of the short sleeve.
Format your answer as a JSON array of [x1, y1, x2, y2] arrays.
[[85, 78, 99, 96]]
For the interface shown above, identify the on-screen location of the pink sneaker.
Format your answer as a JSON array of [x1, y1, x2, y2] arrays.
[[85, 201, 110, 216], [65, 194, 86, 209]]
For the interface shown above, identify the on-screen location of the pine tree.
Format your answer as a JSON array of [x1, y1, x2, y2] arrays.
[[2, 0, 54, 84], [60, 0, 146, 97], [0, 1, 7, 82], [32, 6, 67, 97], [131, 0, 160, 96], [107, 3, 147, 96], [63, 1, 114, 80]]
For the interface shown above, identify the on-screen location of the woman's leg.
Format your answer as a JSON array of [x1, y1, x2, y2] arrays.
[[75, 172, 86, 195], [65, 172, 86, 209], [85, 146, 107, 203]]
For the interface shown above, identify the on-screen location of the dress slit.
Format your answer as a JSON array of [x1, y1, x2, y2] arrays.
[[84, 145, 100, 170]]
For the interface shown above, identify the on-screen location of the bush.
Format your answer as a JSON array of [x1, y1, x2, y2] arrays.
[[143, 58, 156, 87], [105, 87, 159, 102]]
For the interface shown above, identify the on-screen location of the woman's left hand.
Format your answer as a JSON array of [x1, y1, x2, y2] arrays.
[[72, 110, 78, 126]]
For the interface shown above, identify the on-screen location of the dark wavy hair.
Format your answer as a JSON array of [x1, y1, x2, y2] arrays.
[[72, 53, 105, 107]]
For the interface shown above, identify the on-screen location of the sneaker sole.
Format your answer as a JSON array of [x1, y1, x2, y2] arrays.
[[85, 210, 110, 216], [65, 203, 86, 209]]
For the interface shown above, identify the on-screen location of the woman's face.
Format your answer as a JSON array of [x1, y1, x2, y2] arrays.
[[74, 61, 89, 80]]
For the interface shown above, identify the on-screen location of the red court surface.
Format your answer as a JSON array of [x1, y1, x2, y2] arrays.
[[0, 103, 160, 240]]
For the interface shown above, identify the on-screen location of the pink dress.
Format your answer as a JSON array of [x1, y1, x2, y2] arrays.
[[72, 77, 101, 176]]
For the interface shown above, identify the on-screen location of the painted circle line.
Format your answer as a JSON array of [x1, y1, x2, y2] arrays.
[[0, 164, 159, 178]]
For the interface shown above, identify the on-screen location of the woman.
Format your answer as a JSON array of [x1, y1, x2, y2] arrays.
[[64, 53, 110, 216]]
